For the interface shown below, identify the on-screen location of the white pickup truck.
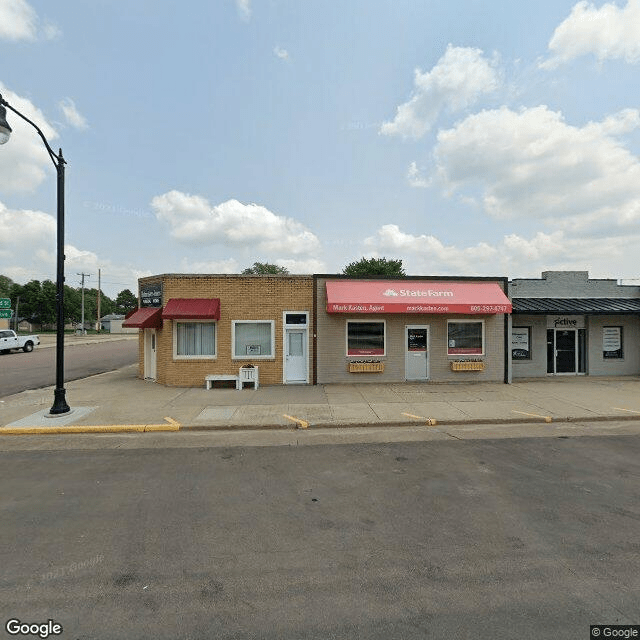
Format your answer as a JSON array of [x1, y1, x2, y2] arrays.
[[0, 329, 40, 353]]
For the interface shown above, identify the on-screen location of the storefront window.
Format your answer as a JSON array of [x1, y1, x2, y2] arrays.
[[447, 321, 484, 355], [512, 327, 531, 360], [347, 321, 385, 356], [233, 321, 274, 358], [603, 326, 623, 359], [175, 322, 216, 358]]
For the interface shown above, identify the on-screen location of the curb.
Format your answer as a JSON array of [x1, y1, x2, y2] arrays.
[[174, 413, 640, 432], [2, 413, 640, 436], [0, 423, 180, 436], [37, 337, 138, 349]]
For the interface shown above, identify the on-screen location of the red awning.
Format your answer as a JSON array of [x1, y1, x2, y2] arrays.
[[162, 298, 221, 320], [122, 307, 163, 329], [326, 280, 511, 314]]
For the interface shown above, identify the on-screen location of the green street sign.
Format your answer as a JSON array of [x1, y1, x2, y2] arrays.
[[0, 309, 12, 318], [0, 298, 10, 309]]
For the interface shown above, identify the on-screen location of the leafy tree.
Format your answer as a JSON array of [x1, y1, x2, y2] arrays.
[[242, 262, 289, 275], [39, 280, 57, 325], [115, 289, 138, 314], [16, 280, 43, 322], [95, 290, 115, 318], [342, 257, 406, 277], [0, 274, 14, 300], [64, 285, 82, 323]]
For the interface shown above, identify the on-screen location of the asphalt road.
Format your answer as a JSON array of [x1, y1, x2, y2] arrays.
[[0, 340, 138, 398], [1, 434, 638, 639]]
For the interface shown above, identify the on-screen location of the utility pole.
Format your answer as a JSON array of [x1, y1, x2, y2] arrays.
[[77, 272, 90, 334], [96, 268, 101, 332], [14, 295, 20, 332]]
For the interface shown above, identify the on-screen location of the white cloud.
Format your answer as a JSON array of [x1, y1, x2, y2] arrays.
[[273, 258, 326, 273], [59, 98, 88, 130], [0, 0, 61, 42], [542, 0, 640, 69], [380, 45, 501, 139], [274, 46, 289, 61], [0, 202, 141, 296], [151, 190, 321, 256], [0, 200, 55, 253], [180, 258, 240, 274], [407, 161, 429, 188], [432, 105, 640, 233], [365, 224, 498, 273], [0, 0, 36, 41], [0, 83, 58, 193], [42, 22, 62, 41], [236, 0, 251, 20], [364, 223, 640, 278]]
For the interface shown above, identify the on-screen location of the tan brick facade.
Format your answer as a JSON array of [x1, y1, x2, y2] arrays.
[[135, 274, 313, 387]]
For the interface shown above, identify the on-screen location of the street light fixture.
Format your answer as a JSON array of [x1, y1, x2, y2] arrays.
[[0, 93, 70, 414]]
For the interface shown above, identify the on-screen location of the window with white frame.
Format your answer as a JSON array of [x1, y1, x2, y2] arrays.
[[174, 321, 216, 359], [233, 320, 275, 358], [447, 320, 484, 355], [347, 320, 385, 356]]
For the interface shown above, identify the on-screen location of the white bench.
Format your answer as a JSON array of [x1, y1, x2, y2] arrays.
[[205, 374, 240, 390]]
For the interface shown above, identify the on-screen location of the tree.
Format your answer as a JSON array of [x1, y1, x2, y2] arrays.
[[242, 262, 289, 275], [94, 290, 115, 318], [115, 289, 138, 314], [0, 274, 14, 300], [64, 285, 82, 323], [342, 257, 406, 277], [39, 280, 57, 325]]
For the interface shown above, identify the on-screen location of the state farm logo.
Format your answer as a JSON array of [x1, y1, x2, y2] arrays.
[[382, 288, 454, 298]]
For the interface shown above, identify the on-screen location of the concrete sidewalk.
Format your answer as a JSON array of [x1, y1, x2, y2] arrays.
[[3, 364, 640, 434]]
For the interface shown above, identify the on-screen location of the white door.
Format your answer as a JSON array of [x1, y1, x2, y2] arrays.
[[405, 325, 429, 381], [144, 329, 157, 380], [285, 329, 307, 383]]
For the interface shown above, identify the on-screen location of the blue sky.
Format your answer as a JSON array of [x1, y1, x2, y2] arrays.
[[1, 0, 640, 296]]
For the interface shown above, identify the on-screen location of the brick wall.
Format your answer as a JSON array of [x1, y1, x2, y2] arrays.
[[136, 275, 313, 387]]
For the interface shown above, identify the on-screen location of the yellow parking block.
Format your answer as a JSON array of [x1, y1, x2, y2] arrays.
[[512, 410, 552, 423], [401, 412, 437, 426], [283, 414, 309, 429], [0, 417, 181, 436], [612, 407, 640, 415]]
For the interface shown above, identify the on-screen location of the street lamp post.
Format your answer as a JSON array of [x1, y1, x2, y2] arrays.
[[0, 94, 70, 414]]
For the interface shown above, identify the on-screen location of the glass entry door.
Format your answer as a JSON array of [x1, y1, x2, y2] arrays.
[[547, 329, 586, 375], [405, 325, 429, 381]]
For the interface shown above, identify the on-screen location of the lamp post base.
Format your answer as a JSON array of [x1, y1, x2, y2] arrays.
[[49, 388, 70, 415]]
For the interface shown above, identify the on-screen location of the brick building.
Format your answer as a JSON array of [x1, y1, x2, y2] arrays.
[[124, 273, 513, 387], [509, 271, 640, 377], [124, 274, 313, 387]]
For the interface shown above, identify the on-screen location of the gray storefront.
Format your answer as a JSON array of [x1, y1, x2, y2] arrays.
[[315, 275, 512, 384], [509, 271, 640, 378]]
